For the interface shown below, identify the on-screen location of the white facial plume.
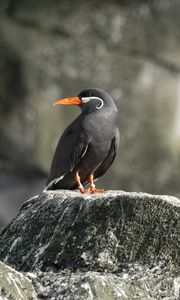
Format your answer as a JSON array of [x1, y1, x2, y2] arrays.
[[81, 97, 104, 110]]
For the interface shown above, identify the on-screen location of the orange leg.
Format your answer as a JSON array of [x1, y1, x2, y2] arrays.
[[89, 173, 105, 193], [75, 172, 89, 193]]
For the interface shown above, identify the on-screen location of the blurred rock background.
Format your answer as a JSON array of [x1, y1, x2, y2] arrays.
[[0, 0, 180, 227]]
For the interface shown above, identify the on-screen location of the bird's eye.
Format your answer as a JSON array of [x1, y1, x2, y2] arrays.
[[96, 98, 104, 110]]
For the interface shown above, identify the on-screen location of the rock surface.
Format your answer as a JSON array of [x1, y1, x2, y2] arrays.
[[0, 261, 37, 300], [0, 190, 180, 299], [30, 265, 180, 300]]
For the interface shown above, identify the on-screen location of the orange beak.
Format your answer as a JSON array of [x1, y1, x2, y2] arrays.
[[53, 97, 81, 106]]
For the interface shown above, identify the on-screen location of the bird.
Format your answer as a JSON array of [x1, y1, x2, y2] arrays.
[[46, 88, 119, 193]]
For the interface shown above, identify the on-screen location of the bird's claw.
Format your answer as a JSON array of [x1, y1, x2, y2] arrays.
[[79, 188, 89, 193], [79, 187, 105, 194], [89, 187, 105, 193]]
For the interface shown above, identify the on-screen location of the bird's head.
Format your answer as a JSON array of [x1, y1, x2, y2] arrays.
[[53, 88, 118, 114]]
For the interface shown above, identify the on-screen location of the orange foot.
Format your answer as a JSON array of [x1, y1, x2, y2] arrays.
[[79, 188, 89, 194], [90, 187, 105, 193]]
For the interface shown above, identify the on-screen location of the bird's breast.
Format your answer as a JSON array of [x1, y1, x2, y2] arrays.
[[77, 135, 112, 176], [76, 111, 116, 174]]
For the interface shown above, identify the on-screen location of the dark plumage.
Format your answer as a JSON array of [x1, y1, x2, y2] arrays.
[[46, 88, 119, 193]]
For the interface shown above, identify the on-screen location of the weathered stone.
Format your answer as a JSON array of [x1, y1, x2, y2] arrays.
[[0, 190, 179, 273], [0, 190, 179, 299], [0, 261, 37, 300], [29, 267, 180, 300]]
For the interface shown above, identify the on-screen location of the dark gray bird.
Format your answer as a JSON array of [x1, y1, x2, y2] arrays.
[[46, 88, 119, 193]]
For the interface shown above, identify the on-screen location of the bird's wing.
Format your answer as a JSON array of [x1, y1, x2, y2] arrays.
[[46, 120, 89, 189], [93, 128, 120, 180]]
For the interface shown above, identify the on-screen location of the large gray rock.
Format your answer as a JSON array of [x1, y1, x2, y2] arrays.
[[0, 190, 179, 299], [0, 190, 179, 272]]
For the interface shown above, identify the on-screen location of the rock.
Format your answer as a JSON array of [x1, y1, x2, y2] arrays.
[[1, 265, 180, 300], [30, 267, 179, 300], [0, 190, 180, 299], [0, 261, 37, 300], [0, 190, 179, 272]]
